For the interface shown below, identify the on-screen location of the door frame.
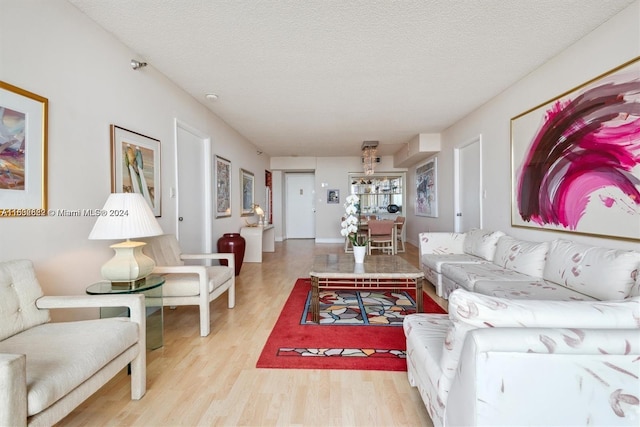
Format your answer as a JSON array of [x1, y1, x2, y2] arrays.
[[453, 135, 483, 233], [174, 119, 212, 253]]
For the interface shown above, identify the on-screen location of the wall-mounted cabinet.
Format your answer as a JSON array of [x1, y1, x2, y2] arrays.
[[348, 172, 406, 219]]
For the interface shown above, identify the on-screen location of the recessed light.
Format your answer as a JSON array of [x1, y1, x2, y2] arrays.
[[205, 93, 219, 101]]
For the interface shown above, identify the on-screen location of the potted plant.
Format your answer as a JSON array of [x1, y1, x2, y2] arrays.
[[340, 194, 367, 262]]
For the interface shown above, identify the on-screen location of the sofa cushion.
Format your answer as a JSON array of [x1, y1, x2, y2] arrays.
[[473, 280, 597, 301], [462, 229, 505, 261], [543, 239, 640, 300], [403, 313, 450, 425], [162, 266, 233, 297], [0, 260, 50, 341], [438, 289, 639, 405], [492, 236, 549, 278], [0, 318, 138, 416], [440, 263, 533, 292], [421, 254, 487, 273], [403, 314, 450, 393]]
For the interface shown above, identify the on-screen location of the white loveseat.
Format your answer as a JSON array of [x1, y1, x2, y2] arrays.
[[404, 289, 640, 427], [419, 229, 640, 301], [0, 259, 146, 426]]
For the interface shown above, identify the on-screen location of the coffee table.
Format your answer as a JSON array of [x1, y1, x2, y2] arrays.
[[309, 254, 424, 323]]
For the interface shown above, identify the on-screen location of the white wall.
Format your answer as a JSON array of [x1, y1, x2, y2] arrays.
[[406, 0, 640, 252], [0, 0, 269, 320], [270, 155, 407, 242]]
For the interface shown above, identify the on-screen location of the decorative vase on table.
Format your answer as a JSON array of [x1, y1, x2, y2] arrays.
[[353, 245, 367, 263], [217, 233, 245, 276]]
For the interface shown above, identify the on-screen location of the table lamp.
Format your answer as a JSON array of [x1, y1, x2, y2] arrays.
[[89, 193, 164, 288], [254, 204, 265, 225]]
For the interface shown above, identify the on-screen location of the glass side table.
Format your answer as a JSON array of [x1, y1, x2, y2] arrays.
[[86, 275, 165, 350]]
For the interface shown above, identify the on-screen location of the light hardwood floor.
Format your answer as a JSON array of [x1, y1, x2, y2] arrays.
[[59, 240, 447, 427]]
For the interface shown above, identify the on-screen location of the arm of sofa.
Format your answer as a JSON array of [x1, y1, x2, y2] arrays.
[[446, 327, 640, 427], [36, 294, 145, 328], [418, 232, 466, 256], [0, 353, 27, 427]]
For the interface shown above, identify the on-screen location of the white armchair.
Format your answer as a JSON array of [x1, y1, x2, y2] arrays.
[[140, 234, 235, 337], [0, 259, 146, 427]]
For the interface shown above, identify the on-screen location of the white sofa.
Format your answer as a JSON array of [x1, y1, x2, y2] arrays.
[[0, 259, 146, 426], [419, 229, 640, 301], [404, 288, 640, 427]]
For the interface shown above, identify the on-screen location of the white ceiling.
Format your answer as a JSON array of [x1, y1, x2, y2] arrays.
[[68, 0, 634, 158]]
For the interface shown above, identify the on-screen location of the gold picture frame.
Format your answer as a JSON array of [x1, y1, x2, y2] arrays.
[[0, 81, 48, 216]]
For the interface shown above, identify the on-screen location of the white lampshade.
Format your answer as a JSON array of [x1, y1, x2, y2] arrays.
[[254, 205, 264, 216], [89, 193, 163, 240], [89, 193, 163, 286]]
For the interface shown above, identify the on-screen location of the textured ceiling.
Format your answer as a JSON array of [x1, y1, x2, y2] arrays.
[[68, 0, 634, 157]]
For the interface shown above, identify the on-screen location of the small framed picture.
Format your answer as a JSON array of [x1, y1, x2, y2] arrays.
[[240, 168, 254, 216], [327, 189, 340, 204], [215, 155, 231, 218]]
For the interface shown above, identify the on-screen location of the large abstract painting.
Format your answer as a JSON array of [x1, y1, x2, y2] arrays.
[[511, 56, 640, 240]]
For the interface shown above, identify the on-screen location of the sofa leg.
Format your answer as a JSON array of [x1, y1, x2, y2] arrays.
[[228, 283, 236, 308]]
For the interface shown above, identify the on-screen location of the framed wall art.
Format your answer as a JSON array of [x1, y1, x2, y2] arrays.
[[0, 81, 48, 216], [215, 155, 231, 218], [327, 189, 340, 204], [511, 56, 640, 240], [416, 157, 438, 217], [111, 125, 161, 216], [240, 168, 254, 216]]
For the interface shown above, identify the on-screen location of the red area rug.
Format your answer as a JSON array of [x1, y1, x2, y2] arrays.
[[256, 278, 446, 371]]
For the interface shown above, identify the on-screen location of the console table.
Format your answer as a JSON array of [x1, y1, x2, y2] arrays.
[[240, 224, 275, 262]]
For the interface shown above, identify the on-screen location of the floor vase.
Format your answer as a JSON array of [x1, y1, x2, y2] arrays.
[[217, 233, 245, 276], [353, 245, 367, 263]]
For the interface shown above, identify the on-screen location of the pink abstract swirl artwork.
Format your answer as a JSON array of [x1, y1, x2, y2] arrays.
[[516, 68, 640, 231]]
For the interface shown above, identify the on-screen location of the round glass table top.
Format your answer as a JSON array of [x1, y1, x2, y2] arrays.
[[86, 275, 165, 294]]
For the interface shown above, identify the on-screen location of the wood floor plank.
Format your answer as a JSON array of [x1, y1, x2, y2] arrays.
[[58, 240, 444, 426]]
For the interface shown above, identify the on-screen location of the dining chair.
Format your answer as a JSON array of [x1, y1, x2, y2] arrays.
[[395, 216, 406, 253], [367, 219, 395, 255]]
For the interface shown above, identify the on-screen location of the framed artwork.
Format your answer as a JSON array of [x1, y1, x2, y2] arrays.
[[416, 157, 437, 217], [240, 168, 254, 216], [215, 155, 231, 217], [511, 56, 640, 241], [327, 189, 340, 204], [0, 81, 48, 216], [111, 125, 161, 216]]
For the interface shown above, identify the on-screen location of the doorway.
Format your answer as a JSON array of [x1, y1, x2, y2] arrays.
[[285, 173, 315, 239], [175, 120, 212, 254], [454, 135, 482, 232]]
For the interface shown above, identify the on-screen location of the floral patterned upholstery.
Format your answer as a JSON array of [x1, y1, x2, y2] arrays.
[[404, 289, 640, 426], [419, 230, 503, 297], [420, 232, 640, 302]]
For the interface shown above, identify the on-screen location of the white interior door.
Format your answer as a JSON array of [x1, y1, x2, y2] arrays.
[[454, 136, 482, 232], [285, 173, 315, 238], [175, 121, 211, 255]]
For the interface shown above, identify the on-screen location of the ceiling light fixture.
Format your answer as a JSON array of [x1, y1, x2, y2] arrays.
[[205, 93, 219, 101], [361, 141, 379, 175], [130, 59, 147, 70]]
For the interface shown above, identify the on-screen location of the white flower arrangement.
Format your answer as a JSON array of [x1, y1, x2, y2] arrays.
[[340, 194, 367, 246]]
